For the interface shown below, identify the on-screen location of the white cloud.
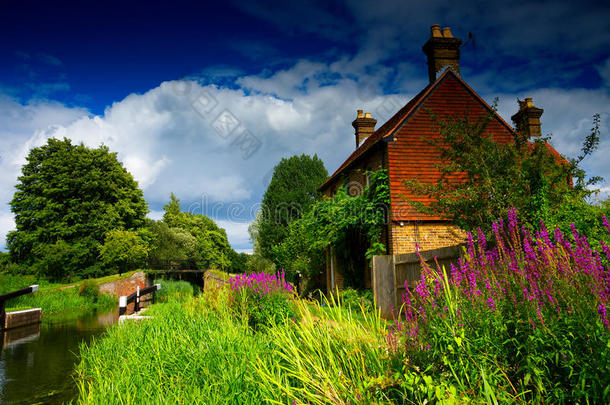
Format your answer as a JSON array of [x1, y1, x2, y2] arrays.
[[147, 210, 165, 221], [216, 219, 252, 250], [0, 53, 609, 251], [0, 213, 15, 250]]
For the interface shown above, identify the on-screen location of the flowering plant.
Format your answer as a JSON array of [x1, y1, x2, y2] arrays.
[[228, 270, 295, 329], [390, 210, 610, 402]]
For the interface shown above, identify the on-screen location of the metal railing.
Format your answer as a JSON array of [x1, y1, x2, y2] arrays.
[[0, 285, 38, 330], [118, 284, 161, 316]]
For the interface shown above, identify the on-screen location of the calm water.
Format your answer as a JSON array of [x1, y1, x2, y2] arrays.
[[0, 310, 118, 404]]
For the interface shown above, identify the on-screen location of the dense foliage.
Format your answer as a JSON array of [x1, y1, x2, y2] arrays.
[[275, 169, 390, 288], [98, 229, 149, 274], [7, 138, 148, 280], [405, 111, 605, 237], [391, 210, 610, 402], [149, 193, 235, 270], [257, 154, 328, 262]]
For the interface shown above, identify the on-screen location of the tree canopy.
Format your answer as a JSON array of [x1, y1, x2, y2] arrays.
[[8, 138, 148, 280], [257, 154, 328, 262], [99, 229, 149, 275], [148, 193, 235, 270]]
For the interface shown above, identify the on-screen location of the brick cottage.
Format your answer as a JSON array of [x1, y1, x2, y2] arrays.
[[319, 25, 552, 291]]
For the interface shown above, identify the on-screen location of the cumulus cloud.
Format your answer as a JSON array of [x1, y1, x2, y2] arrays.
[[0, 50, 608, 251], [0, 63, 402, 250]]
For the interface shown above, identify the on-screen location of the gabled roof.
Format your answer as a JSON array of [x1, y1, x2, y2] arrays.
[[319, 69, 519, 192], [319, 81, 432, 191]]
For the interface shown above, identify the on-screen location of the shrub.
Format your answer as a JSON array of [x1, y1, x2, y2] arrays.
[[228, 271, 295, 329], [339, 288, 374, 312], [78, 280, 100, 302], [391, 209, 610, 403], [154, 279, 194, 303]]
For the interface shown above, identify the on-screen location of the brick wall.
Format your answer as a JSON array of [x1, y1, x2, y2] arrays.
[[389, 221, 466, 255], [322, 145, 385, 198], [99, 271, 149, 313]]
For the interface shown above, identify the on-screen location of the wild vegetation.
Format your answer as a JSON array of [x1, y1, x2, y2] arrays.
[[76, 211, 610, 403], [1, 273, 116, 320], [390, 210, 610, 402], [153, 278, 195, 303]]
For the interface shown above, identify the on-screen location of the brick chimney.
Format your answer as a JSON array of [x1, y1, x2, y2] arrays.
[[352, 110, 377, 148], [511, 98, 544, 142], [422, 24, 462, 83]]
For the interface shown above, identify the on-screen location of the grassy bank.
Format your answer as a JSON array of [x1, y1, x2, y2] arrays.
[[76, 287, 395, 404], [77, 294, 271, 404], [1, 273, 123, 321]]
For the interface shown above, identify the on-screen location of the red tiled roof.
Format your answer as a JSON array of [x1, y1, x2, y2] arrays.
[[319, 80, 436, 191], [319, 69, 564, 222]]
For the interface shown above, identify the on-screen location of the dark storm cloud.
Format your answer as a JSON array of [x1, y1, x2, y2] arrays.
[[231, 0, 610, 89]]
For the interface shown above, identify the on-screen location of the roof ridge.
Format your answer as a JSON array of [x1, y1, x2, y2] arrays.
[[319, 71, 451, 190]]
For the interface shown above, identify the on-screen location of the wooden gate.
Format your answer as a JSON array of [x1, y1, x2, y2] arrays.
[[372, 245, 462, 319]]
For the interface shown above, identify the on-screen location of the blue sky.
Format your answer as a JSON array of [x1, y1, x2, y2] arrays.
[[1, 0, 609, 252]]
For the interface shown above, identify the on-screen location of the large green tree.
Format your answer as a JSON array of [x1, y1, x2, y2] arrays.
[[258, 154, 328, 262], [148, 193, 234, 270], [8, 138, 148, 279], [99, 229, 149, 275]]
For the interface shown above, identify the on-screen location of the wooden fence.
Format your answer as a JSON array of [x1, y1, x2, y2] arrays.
[[372, 245, 463, 319]]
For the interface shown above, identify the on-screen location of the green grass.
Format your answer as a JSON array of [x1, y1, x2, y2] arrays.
[[0, 274, 53, 294], [6, 287, 116, 321], [1, 273, 118, 321], [75, 289, 398, 404], [153, 278, 194, 303], [76, 295, 272, 404]]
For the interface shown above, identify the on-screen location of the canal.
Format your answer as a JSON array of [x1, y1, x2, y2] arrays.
[[0, 310, 117, 404]]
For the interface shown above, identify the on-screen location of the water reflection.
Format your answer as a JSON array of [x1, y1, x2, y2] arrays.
[[0, 323, 41, 351], [0, 310, 117, 405]]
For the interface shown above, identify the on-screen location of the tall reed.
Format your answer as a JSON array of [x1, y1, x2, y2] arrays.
[[392, 210, 610, 402]]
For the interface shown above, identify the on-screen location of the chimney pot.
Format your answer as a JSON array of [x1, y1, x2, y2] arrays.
[[511, 97, 544, 142], [422, 24, 462, 83], [352, 110, 377, 148], [431, 24, 442, 37]]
